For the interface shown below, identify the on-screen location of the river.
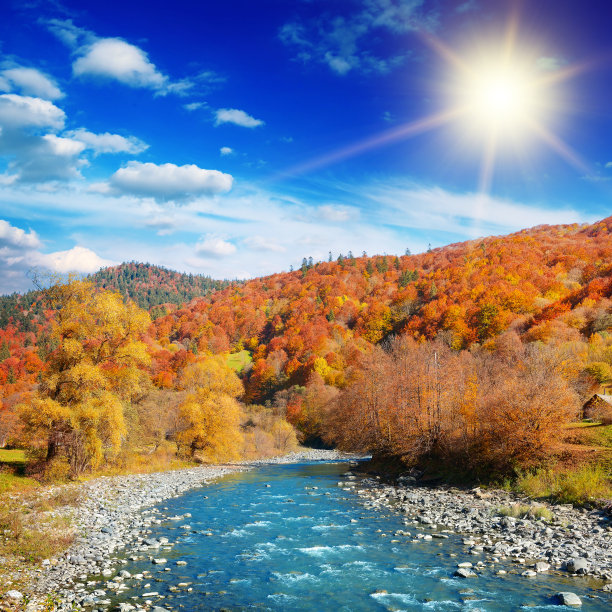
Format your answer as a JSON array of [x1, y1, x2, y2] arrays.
[[108, 461, 610, 611]]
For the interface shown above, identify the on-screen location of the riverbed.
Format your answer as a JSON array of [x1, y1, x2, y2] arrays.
[[78, 461, 610, 611]]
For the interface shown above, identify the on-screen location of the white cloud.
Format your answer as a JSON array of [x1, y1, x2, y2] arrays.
[[105, 161, 233, 201], [317, 204, 358, 222], [43, 134, 86, 157], [605, 162, 612, 169], [45, 19, 94, 49], [0, 176, 594, 293], [279, 0, 433, 75], [196, 234, 237, 258], [0, 94, 65, 129], [536, 56, 567, 72], [65, 128, 149, 154], [0, 67, 64, 100], [455, 0, 477, 13], [0, 219, 42, 249], [0, 218, 114, 293], [0, 96, 86, 184], [220, 146, 234, 156], [357, 181, 583, 236], [73, 38, 168, 90], [36, 245, 114, 274], [243, 236, 286, 252], [215, 108, 264, 128], [47, 19, 219, 97], [184, 101, 206, 111]]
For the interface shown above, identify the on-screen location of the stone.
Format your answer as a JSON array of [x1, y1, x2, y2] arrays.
[[176, 560, 187, 566], [454, 568, 477, 578], [566, 558, 589, 574], [534, 562, 550, 572], [152, 558, 167, 564], [555, 592, 582, 607], [5, 590, 23, 601], [521, 570, 537, 577], [457, 562, 473, 568]]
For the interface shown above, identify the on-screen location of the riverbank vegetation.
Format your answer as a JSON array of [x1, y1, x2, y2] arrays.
[[1, 217, 612, 504]]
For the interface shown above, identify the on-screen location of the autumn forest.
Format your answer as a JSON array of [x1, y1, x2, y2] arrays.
[[2, 217, 612, 495]]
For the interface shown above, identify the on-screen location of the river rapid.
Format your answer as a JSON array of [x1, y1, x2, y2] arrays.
[[103, 461, 610, 611]]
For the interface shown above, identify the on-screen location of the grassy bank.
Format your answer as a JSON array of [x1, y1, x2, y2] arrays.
[[0, 445, 202, 602]]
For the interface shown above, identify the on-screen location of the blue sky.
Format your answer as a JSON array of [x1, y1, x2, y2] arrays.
[[0, 0, 611, 293]]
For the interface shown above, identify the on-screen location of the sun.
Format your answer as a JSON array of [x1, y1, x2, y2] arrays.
[[467, 66, 534, 126]]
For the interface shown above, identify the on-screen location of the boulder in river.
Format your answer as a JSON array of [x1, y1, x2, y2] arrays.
[[555, 592, 582, 607], [454, 568, 477, 578]]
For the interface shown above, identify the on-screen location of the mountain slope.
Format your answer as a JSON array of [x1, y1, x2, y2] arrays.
[[0, 263, 233, 330], [149, 218, 612, 404]]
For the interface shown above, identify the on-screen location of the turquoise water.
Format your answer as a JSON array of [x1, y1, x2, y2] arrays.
[[115, 462, 610, 611]]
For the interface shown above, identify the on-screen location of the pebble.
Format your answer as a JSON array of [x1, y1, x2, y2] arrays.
[[353, 475, 612, 581]]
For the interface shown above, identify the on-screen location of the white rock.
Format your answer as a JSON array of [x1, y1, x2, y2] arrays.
[[556, 592, 582, 607]]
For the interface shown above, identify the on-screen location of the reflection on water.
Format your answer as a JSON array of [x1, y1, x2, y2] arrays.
[[109, 462, 610, 611]]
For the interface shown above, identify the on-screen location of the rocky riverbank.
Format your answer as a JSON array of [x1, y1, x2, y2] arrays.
[[3, 449, 358, 610], [244, 448, 366, 465], [341, 469, 612, 593]]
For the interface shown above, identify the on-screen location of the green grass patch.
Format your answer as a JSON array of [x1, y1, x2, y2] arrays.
[[497, 503, 553, 521], [0, 448, 37, 494], [0, 472, 40, 494], [0, 448, 27, 465], [226, 350, 252, 373]]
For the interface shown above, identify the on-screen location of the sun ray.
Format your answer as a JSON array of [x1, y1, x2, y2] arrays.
[[526, 118, 592, 176], [478, 128, 499, 194], [502, 6, 521, 64], [271, 106, 467, 181], [536, 58, 598, 88], [417, 30, 475, 78]]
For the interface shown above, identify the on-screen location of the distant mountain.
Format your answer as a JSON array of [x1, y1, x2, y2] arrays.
[[92, 262, 233, 313], [0, 262, 233, 330]]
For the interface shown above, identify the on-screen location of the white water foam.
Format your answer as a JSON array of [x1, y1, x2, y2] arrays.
[[298, 544, 364, 557], [272, 571, 319, 584]]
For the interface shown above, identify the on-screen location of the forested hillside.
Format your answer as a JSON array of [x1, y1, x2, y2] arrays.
[[151, 218, 612, 403], [2, 217, 612, 488], [93, 262, 234, 311], [0, 262, 233, 331]]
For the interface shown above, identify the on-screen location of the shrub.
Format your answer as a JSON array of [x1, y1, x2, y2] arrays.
[[515, 464, 612, 505]]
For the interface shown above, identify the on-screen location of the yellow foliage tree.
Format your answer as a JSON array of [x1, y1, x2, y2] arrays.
[[19, 279, 151, 474], [176, 355, 244, 461]]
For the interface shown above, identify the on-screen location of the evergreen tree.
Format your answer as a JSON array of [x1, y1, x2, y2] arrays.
[[0, 340, 10, 361]]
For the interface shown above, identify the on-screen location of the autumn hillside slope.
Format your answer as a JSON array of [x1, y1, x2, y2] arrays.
[[145, 216, 612, 491], [152, 217, 612, 404]]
